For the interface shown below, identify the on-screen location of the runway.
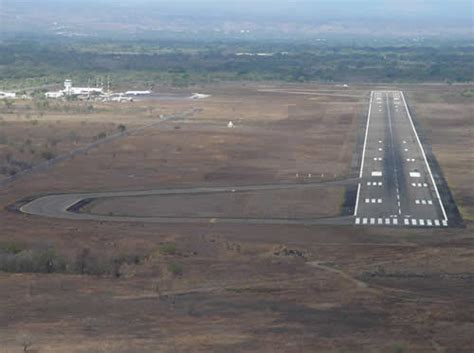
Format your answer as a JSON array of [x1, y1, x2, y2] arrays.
[[14, 90, 451, 228], [354, 90, 448, 227]]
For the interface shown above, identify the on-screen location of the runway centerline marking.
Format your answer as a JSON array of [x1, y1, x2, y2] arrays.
[[385, 93, 403, 217]]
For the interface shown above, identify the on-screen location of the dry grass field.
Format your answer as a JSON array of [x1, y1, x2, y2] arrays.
[[0, 83, 473, 353]]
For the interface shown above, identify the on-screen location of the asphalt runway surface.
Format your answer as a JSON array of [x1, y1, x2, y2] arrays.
[[15, 90, 452, 227], [354, 90, 449, 227]]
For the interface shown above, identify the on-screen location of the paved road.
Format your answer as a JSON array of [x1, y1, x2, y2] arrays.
[[354, 90, 448, 227], [18, 180, 355, 225]]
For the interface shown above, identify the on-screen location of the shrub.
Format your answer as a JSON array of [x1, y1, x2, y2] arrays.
[[0, 247, 66, 274], [40, 150, 56, 160], [167, 263, 183, 276], [1, 242, 24, 255], [160, 243, 177, 255]]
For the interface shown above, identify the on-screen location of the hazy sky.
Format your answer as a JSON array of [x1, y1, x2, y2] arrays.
[[2, 0, 473, 37], [6, 0, 473, 21]]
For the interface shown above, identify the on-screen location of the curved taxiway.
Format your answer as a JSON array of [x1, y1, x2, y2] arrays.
[[18, 179, 356, 225]]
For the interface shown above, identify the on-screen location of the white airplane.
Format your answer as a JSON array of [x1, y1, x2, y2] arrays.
[[0, 91, 16, 99], [125, 90, 152, 96], [190, 93, 210, 99]]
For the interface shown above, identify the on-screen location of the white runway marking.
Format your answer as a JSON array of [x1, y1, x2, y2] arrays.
[[415, 199, 432, 206], [354, 91, 448, 228], [434, 220, 440, 226], [442, 220, 448, 226]]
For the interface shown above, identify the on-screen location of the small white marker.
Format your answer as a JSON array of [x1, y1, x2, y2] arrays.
[[365, 198, 370, 203], [370, 218, 375, 225], [422, 200, 427, 205], [385, 218, 390, 225], [367, 181, 372, 186], [419, 219, 425, 226], [372, 171, 382, 177], [363, 218, 368, 225], [428, 200, 433, 205], [415, 200, 420, 204], [378, 199, 382, 204], [355, 218, 360, 225], [404, 219, 410, 225], [442, 220, 448, 227], [412, 219, 417, 226], [427, 220, 433, 226], [378, 148, 383, 151], [393, 218, 398, 225], [410, 172, 421, 178], [371, 198, 376, 203], [378, 182, 383, 186], [434, 220, 440, 226], [378, 218, 383, 225]]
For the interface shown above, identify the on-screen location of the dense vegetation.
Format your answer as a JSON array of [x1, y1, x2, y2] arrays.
[[1, 39, 473, 88]]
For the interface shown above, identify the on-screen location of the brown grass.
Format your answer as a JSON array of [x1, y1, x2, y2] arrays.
[[0, 83, 473, 353]]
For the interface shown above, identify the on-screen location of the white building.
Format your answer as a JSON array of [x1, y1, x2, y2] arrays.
[[45, 80, 104, 99], [64, 79, 104, 96]]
